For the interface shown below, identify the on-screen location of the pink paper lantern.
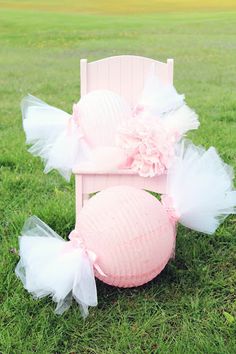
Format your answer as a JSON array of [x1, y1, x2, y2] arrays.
[[77, 186, 175, 287], [77, 90, 132, 147]]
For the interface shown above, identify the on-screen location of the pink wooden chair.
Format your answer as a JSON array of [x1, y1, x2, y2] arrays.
[[73, 55, 174, 226]]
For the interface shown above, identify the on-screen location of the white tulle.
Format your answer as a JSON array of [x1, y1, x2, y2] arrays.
[[162, 104, 200, 135], [166, 140, 236, 234], [134, 70, 199, 136], [22, 95, 70, 142], [22, 95, 92, 181], [15, 216, 97, 317], [137, 71, 185, 116]]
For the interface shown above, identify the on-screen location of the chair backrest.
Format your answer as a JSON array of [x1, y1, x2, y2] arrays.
[[80, 55, 174, 108]]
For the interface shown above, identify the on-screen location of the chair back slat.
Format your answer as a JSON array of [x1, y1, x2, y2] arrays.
[[80, 55, 174, 108]]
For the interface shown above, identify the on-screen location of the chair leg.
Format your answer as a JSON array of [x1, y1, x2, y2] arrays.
[[75, 175, 83, 228], [170, 231, 176, 260]]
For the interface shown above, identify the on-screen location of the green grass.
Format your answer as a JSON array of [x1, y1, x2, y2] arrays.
[[0, 2, 236, 353], [1, 0, 236, 14]]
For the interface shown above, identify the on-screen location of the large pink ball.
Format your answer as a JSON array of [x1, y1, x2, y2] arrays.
[[77, 186, 175, 287]]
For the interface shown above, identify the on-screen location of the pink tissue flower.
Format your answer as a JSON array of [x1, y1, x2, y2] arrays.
[[117, 117, 179, 177]]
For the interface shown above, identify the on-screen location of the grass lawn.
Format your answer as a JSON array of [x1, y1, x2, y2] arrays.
[[0, 1, 236, 353]]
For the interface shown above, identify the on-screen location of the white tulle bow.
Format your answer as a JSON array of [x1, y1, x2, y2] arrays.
[[134, 70, 185, 117], [15, 216, 98, 317], [163, 140, 236, 234], [133, 70, 199, 139], [22, 95, 92, 181]]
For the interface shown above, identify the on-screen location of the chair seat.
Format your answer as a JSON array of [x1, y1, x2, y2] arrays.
[[73, 167, 140, 175], [74, 168, 166, 193]]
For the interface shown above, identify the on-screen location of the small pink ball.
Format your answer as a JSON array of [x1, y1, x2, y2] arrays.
[[77, 186, 175, 288], [78, 90, 131, 147]]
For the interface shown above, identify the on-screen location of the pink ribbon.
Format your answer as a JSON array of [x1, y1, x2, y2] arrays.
[[66, 103, 82, 136], [132, 104, 145, 117], [66, 229, 106, 277], [161, 195, 180, 225], [66, 103, 90, 148], [66, 121, 84, 137], [72, 103, 80, 124]]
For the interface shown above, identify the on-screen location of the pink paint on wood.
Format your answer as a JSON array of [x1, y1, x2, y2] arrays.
[[76, 55, 174, 218], [75, 171, 166, 195], [80, 55, 174, 107], [75, 175, 83, 224], [80, 59, 87, 96]]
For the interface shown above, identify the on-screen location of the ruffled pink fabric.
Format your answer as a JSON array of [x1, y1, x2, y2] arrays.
[[117, 117, 179, 177]]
